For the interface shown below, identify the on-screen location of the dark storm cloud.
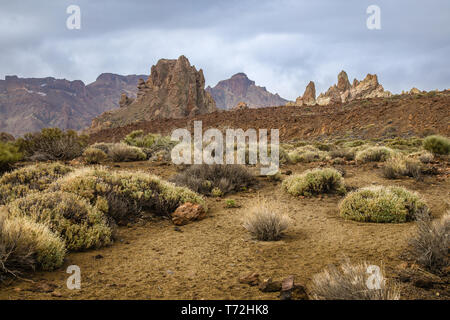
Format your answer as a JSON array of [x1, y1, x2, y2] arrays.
[[0, 0, 449, 99]]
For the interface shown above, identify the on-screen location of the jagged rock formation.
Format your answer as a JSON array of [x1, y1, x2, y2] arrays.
[[232, 101, 249, 111], [291, 71, 392, 106], [0, 73, 145, 136], [206, 73, 289, 109], [91, 56, 216, 131]]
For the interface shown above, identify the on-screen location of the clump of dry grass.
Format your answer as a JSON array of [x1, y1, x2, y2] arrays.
[[409, 211, 449, 272], [308, 260, 400, 300], [382, 154, 422, 180], [0, 208, 66, 279], [171, 164, 255, 196], [243, 198, 290, 241], [287, 145, 329, 164]]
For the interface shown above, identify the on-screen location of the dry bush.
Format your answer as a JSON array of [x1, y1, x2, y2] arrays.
[[82, 147, 108, 164], [409, 211, 449, 272], [408, 150, 434, 164], [282, 168, 346, 197], [90, 142, 114, 154], [339, 185, 428, 223], [423, 135, 450, 155], [171, 164, 256, 196], [382, 154, 422, 180], [7, 191, 112, 251], [51, 167, 206, 224], [107, 143, 147, 162], [243, 198, 290, 241], [308, 260, 400, 300], [0, 162, 73, 204], [0, 209, 66, 279], [329, 148, 355, 161], [355, 146, 393, 163], [15, 128, 88, 160]]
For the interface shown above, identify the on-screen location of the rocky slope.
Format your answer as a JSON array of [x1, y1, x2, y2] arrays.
[[0, 73, 145, 136], [91, 56, 217, 132], [289, 71, 392, 106], [206, 73, 289, 109]]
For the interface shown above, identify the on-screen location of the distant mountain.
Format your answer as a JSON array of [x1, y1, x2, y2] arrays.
[[0, 73, 146, 136], [206, 73, 289, 109]]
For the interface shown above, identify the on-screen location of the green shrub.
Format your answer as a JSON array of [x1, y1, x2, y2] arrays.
[[329, 148, 355, 161], [0, 142, 22, 172], [225, 199, 239, 208], [0, 210, 66, 278], [423, 135, 450, 155], [7, 191, 112, 251], [287, 146, 329, 164], [0, 163, 73, 204], [243, 198, 291, 241], [123, 130, 177, 159], [51, 167, 206, 224], [282, 168, 346, 197], [382, 155, 422, 180], [408, 151, 434, 164], [171, 164, 256, 196], [83, 147, 108, 164], [308, 260, 400, 300], [107, 143, 146, 162], [15, 128, 88, 160], [355, 146, 393, 163], [339, 186, 428, 223], [90, 142, 114, 154]]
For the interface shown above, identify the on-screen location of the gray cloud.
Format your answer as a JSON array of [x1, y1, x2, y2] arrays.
[[0, 0, 449, 100]]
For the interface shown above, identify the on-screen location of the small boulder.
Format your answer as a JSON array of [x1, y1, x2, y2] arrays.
[[239, 273, 260, 286], [171, 202, 206, 226], [258, 278, 282, 292]]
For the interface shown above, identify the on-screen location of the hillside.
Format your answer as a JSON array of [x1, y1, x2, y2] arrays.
[[0, 73, 146, 136]]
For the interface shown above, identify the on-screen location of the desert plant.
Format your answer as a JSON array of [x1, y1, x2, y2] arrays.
[[423, 135, 450, 155], [409, 151, 434, 164], [171, 164, 256, 196], [225, 199, 239, 208], [339, 186, 428, 223], [90, 142, 114, 154], [308, 260, 400, 300], [382, 154, 422, 180], [329, 148, 355, 161], [107, 143, 146, 162], [355, 146, 393, 163], [0, 142, 22, 173], [82, 147, 108, 164], [287, 146, 329, 164], [15, 128, 88, 160], [282, 168, 346, 197], [7, 192, 112, 251], [51, 167, 206, 224], [0, 210, 66, 278], [0, 162, 73, 204], [409, 211, 449, 272], [123, 130, 177, 159], [243, 198, 290, 241]]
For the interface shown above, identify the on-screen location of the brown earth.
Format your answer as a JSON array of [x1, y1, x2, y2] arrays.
[[0, 160, 448, 300], [88, 91, 450, 144]]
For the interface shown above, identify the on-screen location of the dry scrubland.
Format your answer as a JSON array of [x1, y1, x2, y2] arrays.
[[0, 127, 449, 300]]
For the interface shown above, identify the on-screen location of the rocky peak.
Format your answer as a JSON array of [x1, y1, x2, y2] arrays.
[[91, 56, 217, 131], [337, 70, 351, 92], [206, 73, 288, 109]]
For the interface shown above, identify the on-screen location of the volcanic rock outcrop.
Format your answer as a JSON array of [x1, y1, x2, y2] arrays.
[[206, 73, 289, 109], [91, 56, 217, 131], [0, 73, 145, 136], [232, 101, 249, 111], [291, 71, 392, 106]]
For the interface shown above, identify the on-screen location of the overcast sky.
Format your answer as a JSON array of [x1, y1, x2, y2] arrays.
[[1, 0, 449, 100]]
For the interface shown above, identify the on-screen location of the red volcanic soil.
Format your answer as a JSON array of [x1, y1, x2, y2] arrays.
[[88, 92, 450, 144]]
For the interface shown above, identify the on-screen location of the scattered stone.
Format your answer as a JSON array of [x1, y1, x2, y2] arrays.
[[232, 101, 249, 111], [413, 278, 434, 289], [51, 290, 63, 298], [283, 170, 292, 175], [94, 254, 104, 260], [239, 273, 260, 286], [258, 278, 282, 292], [172, 202, 206, 226], [27, 282, 57, 293], [174, 226, 183, 232], [279, 275, 308, 300]]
